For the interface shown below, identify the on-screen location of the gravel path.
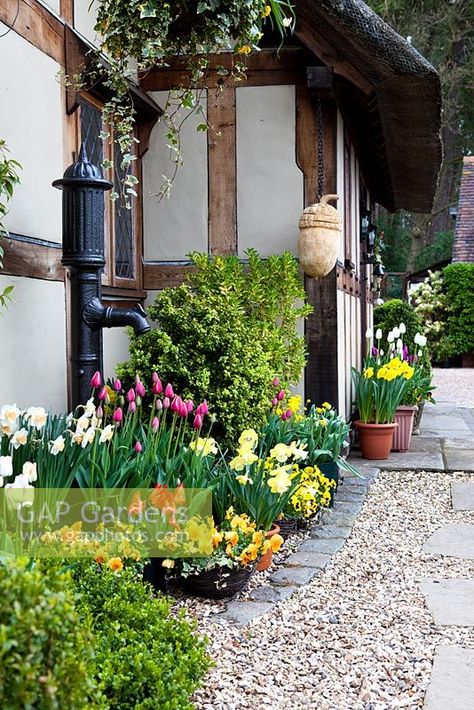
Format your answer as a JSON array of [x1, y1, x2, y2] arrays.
[[185, 470, 474, 710], [432, 368, 474, 407]]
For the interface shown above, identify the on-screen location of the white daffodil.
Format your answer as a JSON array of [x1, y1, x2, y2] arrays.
[[84, 399, 96, 417], [375, 328, 383, 340], [282, 16, 292, 27], [0, 404, 21, 424], [0, 456, 13, 479], [11, 428, 28, 450], [99, 424, 114, 443], [50, 435, 66, 456], [81, 427, 96, 448], [26, 407, 48, 430], [71, 431, 83, 446], [288, 440, 308, 462], [22, 461, 37, 483], [76, 415, 90, 433]]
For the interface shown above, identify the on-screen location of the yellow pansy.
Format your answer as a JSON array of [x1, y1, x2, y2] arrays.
[[237, 45, 252, 54], [262, 4, 271, 17]]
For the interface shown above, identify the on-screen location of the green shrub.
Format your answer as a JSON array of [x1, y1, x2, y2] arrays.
[[118, 250, 311, 446], [443, 262, 474, 357], [71, 564, 210, 710], [0, 560, 102, 709]]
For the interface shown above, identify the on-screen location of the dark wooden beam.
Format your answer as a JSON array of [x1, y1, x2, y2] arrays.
[[207, 87, 237, 256], [143, 262, 194, 290], [1, 235, 64, 282], [296, 86, 339, 408], [0, 0, 64, 64]]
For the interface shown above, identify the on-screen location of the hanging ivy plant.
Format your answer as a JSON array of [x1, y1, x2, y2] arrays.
[[0, 140, 21, 309], [74, 0, 295, 204]]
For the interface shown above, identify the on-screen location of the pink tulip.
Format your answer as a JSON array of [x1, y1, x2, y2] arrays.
[[129, 401, 136, 414], [163, 397, 170, 410], [113, 378, 122, 392], [197, 400, 209, 417], [155, 399, 163, 412], [193, 414, 203, 429], [179, 402, 188, 417], [272, 377, 280, 388], [152, 379, 163, 395], [126, 388, 135, 403], [285, 409, 293, 419], [96, 405, 104, 419], [277, 389, 285, 401], [98, 386, 108, 401], [186, 399, 194, 413], [171, 396, 179, 413], [164, 383, 174, 398], [136, 380, 146, 398], [113, 407, 123, 423], [152, 372, 159, 383], [134, 441, 142, 453], [90, 371, 102, 388], [152, 416, 160, 432], [272, 397, 278, 407]]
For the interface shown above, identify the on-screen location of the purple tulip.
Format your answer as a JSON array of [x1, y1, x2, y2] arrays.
[[371, 346, 379, 357]]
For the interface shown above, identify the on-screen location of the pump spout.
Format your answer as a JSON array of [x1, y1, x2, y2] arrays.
[[84, 297, 151, 336]]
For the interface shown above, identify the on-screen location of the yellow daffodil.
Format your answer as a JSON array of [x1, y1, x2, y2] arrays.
[[189, 436, 218, 456], [322, 402, 332, 410], [238, 429, 259, 447], [236, 473, 253, 485], [363, 367, 374, 379], [161, 559, 175, 569], [288, 395, 302, 413], [269, 443, 292, 463], [267, 467, 292, 494]]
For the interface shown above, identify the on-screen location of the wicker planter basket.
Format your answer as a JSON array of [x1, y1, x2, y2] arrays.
[[177, 565, 254, 599], [274, 517, 298, 540]]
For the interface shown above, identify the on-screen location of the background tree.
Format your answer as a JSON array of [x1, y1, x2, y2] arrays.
[[367, 0, 474, 273]]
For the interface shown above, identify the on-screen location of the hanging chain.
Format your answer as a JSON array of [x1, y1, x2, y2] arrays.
[[316, 95, 325, 200]]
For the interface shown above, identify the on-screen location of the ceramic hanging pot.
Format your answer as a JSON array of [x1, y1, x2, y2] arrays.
[[297, 194, 341, 277]]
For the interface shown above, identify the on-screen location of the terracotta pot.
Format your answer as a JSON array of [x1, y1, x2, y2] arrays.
[[256, 524, 280, 572], [392, 406, 416, 452], [355, 420, 398, 460]]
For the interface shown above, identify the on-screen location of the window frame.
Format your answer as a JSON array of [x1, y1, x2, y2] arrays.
[[76, 93, 143, 293]]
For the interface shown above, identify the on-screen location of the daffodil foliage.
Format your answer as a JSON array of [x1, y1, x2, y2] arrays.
[[86, 0, 295, 198]]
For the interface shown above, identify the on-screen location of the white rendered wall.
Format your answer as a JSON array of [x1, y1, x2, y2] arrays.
[[103, 328, 131, 380], [236, 85, 303, 257], [143, 92, 208, 261], [74, 0, 100, 45], [40, 0, 60, 14], [0, 25, 63, 242], [0, 276, 67, 411]]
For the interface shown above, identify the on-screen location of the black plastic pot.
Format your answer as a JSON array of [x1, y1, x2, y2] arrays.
[[143, 558, 169, 592], [317, 461, 339, 508]]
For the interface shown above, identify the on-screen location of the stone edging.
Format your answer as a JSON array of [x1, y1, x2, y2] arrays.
[[211, 469, 380, 626]]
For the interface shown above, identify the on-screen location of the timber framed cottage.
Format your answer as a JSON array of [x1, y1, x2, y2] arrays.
[[0, 0, 441, 417]]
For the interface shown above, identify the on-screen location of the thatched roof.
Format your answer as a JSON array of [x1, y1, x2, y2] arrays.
[[295, 0, 442, 213]]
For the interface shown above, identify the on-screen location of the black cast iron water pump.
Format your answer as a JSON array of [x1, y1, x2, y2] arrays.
[[53, 145, 150, 409]]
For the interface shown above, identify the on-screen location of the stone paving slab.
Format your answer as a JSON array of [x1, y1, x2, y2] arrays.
[[424, 646, 474, 710], [422, 413, 470, 432], [214, 601, 273, 626], [247, 585, 299, 603], [452, 481, 474, 510], [269, 566, 320, 587], [284, 550, 334, 568], [420, 578, 474, 625], [299, 537, 346, 555], [310, 525, 353, 539], [348, 450, 445, 471], [423, 523, 474, 560], [445, 449, 474, 472], [444, 437, 474, 450]]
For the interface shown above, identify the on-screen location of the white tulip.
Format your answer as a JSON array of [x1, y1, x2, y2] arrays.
[[5, 473, 34, 488], [387, 332, 395, 343], [396, 338, 403, 351], [418, 349, 423, 357], [392, 326, 400, 339], [399, 323, 406, 334], [365, 328, 373, 339], [0, 456, 13, 479], [22, 461, 37, 483], [414, 332, 421, 345], [375, 328, 383, 340], [380, 349, 385, 356], [418, 335, 427, 347]]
